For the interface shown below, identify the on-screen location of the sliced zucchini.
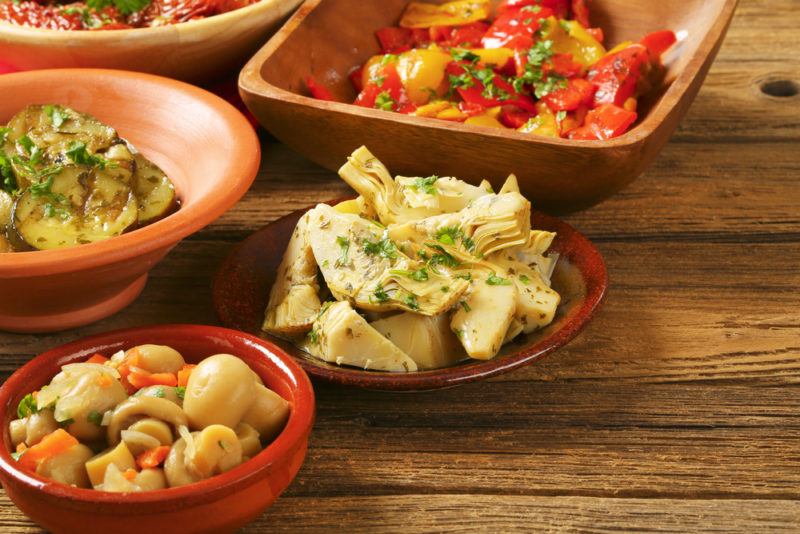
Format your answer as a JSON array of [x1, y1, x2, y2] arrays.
[[132, 154, 176, 224], [12, 165, 137, 251], [5, 105, 118, 158]]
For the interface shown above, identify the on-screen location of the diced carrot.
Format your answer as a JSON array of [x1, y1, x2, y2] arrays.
[[123, 468, 138, 481], [127, 370, 178, 390], [95, 374, 115, 389], [17, 429, 78, 471], [177, 364, 196, 387], [86, 353, 109, 365], [136, 446, 171, 470], [118, 348, 142, 394]]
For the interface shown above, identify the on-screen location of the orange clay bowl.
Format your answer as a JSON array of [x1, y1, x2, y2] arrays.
[[239, 0, 738, 214], [0, 0, 303, 82], [0, 324, 315, 534], [0, 69, 260, 333]]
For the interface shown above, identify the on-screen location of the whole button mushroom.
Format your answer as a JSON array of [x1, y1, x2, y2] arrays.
[[183, 354, 257, 430]]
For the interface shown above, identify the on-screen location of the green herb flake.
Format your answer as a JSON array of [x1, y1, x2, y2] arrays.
[[451, 48, 481, 63], [362, 237, 398, 260], [403, 293, 420, 311], [456, 272, 472, 281], [374, 91, 396, 111], [65, 141, 111, 169], [308, 327, 320, 345], [335, 236, 350, 266], [486, 273, 512, 286], [87, 410, 103, 426], [519, 274, 531, 285], [411, 175, 440, 195], [44, 105, 66, 128], [460, 300, 472, 313], [154, 387, 166, 398], [16, 393, 38, 419], [175, 386, 186, 400], [371, 284, 390, 304], [389, 268, 429, 282]]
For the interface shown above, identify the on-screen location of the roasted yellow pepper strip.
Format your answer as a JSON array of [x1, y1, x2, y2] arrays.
[[540, 17, 606, 68], [518, 102, 560, 138], [400, 0, 490, 29]]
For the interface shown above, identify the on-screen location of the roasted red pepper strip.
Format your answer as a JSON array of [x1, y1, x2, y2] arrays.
[[569, 103, 637, 140], [481, 6, 554, 49], [640, 30, 677, 62], [305, 76, 335, 101], [571, 0, 591, 28], [375, 26, 430, 54], [587, 44, 648, 106], [499, 106, 534, 129], [430, 22, 489, 48], [497, 0, 568, 18], [355, 62, 406, 111], [542, 77, 596, 111], [447, 62, 537, 113]]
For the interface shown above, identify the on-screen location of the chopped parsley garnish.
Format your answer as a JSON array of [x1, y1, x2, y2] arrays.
[[308, 327, 320, 345], [371, 284, 390, 304], [556, 110, 567, 122], [154, 387, 166, 398], [389, 268, 429, 281], [521, 4, 542, 13], [402, 293, 420, 311], [335, 236, 350, 266], [87, 410, 103, 426], [57, 417, 75, 428], [44, 105, 66, 128], [436, 226, 461, 246], [17, 393, 38, 419], [362, 236, 398, 260], [411, 175, 440, 195], [65, 141, 112, 169], [462, 235, 476, 252], [460, 300, 472, 312], [29, 172, 70, 218], [512, 39, 567, 98], [175, 386, 186, 400], [451, 48, 481, 63], [456, 272, 472, 281], [374, 91, 396, 111], [425, 243, 459, 268], [17, 135, 43, 165], [0, 127, 9, 147], [486, 273, 512, 286], [0, 152, 16, 195], [519, 274, 531, 285], [380, 54, 399, 65]]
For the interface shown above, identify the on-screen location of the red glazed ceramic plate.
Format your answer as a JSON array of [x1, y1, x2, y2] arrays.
[[0, 325, 315, 534], [213, 201, 607, 391]]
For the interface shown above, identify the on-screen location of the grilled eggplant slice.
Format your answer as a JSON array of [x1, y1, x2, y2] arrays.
[[133, 154, 176, 225]]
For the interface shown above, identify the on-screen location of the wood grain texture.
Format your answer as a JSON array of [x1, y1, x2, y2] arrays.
[[1, 0, 799, 530]]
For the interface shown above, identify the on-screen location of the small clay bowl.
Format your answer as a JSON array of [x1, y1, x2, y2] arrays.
[[0, 0, 303, 83], [0, 324, 315, 534], [212, 199, 608, 391], [0, 69, 261, 333]]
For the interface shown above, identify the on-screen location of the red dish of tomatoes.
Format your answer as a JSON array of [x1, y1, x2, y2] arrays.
[[0, 0, 257, 30], [306, 0, 677, 141]]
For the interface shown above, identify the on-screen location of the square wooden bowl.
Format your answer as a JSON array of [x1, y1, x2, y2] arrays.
[[240, 0, 738, 213]]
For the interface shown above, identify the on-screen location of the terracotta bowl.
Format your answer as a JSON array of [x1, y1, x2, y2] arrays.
[[0, 0, 302, 82], [0, 324, 315, 534], [0, 69, 260, 333], [239, 0, 738, 213], [212, 199, 608, 392]]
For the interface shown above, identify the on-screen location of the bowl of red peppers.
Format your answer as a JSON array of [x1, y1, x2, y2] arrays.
[[240, 0, 738, 212]]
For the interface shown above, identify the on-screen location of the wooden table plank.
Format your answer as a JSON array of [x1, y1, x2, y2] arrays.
[[1, 0, 799, 531]]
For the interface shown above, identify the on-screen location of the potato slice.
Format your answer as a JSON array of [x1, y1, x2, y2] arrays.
[[12, 165, 137, 251], [133, 153, 176, 224]]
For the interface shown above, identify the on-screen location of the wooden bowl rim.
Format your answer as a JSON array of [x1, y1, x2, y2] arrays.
[[0, 324, 316, 511], [0, 0, 302, 41], [0, 68, 260, 277], [213, 197, 609, 391], [239, 0, 739, 149]]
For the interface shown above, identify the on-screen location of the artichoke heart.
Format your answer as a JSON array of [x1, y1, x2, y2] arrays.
[[388, 192, 531, 258], [263, 212, 321, 337], [338, 146, 490, 225], [306, 204, 468, 316], [489, 253, 561, 334], [303, 301, 418, 372], [512, 230, 559, 285], [451, 273, 518, 360], [370, 313, 465, 370]]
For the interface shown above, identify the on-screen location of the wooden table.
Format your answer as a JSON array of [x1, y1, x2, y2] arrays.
[[1, 1, 799, 531]]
